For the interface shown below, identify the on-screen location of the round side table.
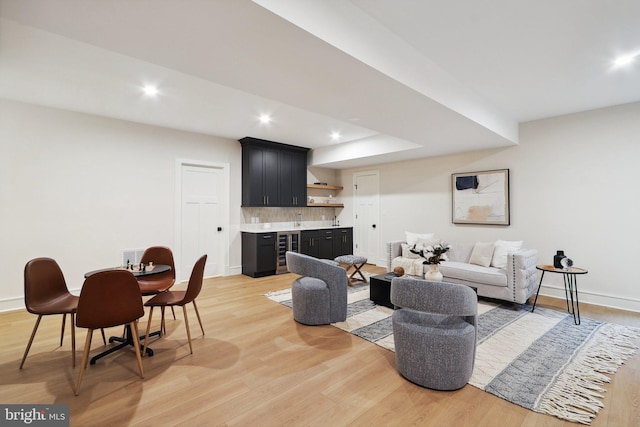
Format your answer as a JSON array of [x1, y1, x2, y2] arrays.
[[532, 264, 588, 325]]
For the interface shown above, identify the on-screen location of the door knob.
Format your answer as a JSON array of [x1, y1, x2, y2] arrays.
[[372, 224, 376, 229]]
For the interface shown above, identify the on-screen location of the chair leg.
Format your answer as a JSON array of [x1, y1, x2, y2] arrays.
[[142, 307, 154, 358], [192, 300, 205, 336], [160, 307, 166, 336], [75, 329, 94, 396], [130, 321, 144, 379], [20, 315, 43, 369], [60, 313, 66, 346], [182, 305, 193, 354], [170, 306, 176, 320], [71, 312, 76, 368], [101, 329, 107, 345]]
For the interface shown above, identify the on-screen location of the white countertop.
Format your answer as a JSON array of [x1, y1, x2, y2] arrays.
[[240, 222, 350, 233]]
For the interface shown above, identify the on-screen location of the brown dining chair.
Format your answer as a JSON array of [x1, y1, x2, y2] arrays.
[[20, 257, 79, 369], [138, 246, 176, 332], [75, 270, 145, 395], [143, 255, 207, 355]]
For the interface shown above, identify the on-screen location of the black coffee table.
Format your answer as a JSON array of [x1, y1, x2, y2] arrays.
[[370, 273, 415, 309], [370, 273, 477, 309]]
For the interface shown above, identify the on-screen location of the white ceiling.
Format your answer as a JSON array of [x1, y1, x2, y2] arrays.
[[1, 0, 639, 169]]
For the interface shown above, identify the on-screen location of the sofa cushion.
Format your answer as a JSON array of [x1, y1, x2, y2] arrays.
[[469, 242, 495, 267], [439, 261, 507, 287], [491, 240, 523, 269], [447, 243, 474, 263], [401, 243, 422, 259]]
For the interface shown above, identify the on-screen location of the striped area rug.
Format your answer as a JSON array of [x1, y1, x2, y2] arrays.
[[266, 283, 640, 425]]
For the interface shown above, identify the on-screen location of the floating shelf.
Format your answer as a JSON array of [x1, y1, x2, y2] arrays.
[[307, 183, 344, 207], [307, 184, 344, 190], [307, 202, 344, 207]]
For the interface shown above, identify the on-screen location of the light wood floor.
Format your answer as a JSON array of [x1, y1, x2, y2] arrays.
[[2, 265, 639, 426]]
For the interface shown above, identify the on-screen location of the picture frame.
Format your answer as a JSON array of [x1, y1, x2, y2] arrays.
[[452, 169, 510, 225]]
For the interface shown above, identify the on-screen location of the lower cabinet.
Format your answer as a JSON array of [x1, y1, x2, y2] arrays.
[[300, 230, 319, 258], [300, 228, 353, 260], [333, 227, 353, 257], [243, 227, 354, 278], [241, 232, 276, 278]]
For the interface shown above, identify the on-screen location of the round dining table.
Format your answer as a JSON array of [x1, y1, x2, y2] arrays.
[[83, 264, 172, 364]]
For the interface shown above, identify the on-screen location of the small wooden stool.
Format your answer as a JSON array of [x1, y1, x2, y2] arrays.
[[334, 255, 368, 282]]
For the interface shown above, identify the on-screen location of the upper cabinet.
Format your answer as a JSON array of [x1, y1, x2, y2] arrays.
[[240, 137, 309, 207]]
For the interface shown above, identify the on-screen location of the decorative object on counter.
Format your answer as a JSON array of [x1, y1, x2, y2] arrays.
[[554, 250, 566, 268], [393, 266, 405, 277]]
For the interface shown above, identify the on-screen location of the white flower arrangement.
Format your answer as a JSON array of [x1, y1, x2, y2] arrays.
[[410, 241, 451, 265]]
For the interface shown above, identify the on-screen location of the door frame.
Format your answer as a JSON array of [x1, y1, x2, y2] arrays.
[[352, 170, 380, 266], [175, 159, 230, 281]]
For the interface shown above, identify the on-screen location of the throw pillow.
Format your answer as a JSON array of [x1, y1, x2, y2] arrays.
[[469, 241, 495, 267], [491, 240, 523, 269], [405, 231, 434, 245], [401, 243, 421, 259], [415, 237, 440, 249]]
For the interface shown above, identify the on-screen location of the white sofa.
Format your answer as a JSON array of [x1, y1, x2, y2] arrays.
[[386, 240, 538, 304]]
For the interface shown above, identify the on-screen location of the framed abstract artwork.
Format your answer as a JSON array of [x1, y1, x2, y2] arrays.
[[452, 169, 510, 225]]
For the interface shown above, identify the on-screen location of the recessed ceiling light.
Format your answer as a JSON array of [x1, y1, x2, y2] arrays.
[[259, 114, 272, 124], [330, 131, 341, 141], [142, 84, 159, 97], [613, 53, 638, 68]]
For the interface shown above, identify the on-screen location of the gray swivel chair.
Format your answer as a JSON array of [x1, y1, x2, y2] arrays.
[[285, 251, 348, 325], [390, 277, 478, 390]]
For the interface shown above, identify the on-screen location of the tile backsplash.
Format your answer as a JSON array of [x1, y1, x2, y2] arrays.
[[242, 207, 338, 226]]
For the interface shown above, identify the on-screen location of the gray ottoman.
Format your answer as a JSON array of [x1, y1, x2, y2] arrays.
[[334, 255, 367, 282]]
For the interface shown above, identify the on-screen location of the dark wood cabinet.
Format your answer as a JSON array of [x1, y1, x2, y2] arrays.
[[279, 149, 307, 206], [318, 229, 335, 259], [241, 232, 277, 277], [300, 228, 353, 260], [300, 230, 319, 257], [240, 137, 309, 207], [333, 227, 353, 257]]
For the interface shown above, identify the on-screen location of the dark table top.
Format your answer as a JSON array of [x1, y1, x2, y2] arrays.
[[84, 264, 171, 278]]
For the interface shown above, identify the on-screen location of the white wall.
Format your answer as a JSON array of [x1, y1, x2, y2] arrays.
[[339, 101, 640, 312], [0, 99, 243, 311]]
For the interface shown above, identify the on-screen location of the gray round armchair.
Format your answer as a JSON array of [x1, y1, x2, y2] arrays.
[[286, 251, 348, 325], [390, 277, 478, 390]]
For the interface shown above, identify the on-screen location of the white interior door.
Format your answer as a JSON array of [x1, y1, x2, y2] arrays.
[[353, 171, 379, 264], [179, 163, 226, 280]]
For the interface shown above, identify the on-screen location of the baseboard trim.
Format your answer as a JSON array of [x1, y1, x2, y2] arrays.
[[537, 284, 640, 313]]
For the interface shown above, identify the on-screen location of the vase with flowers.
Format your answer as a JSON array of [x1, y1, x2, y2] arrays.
[[410, 241, 451, 281]]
